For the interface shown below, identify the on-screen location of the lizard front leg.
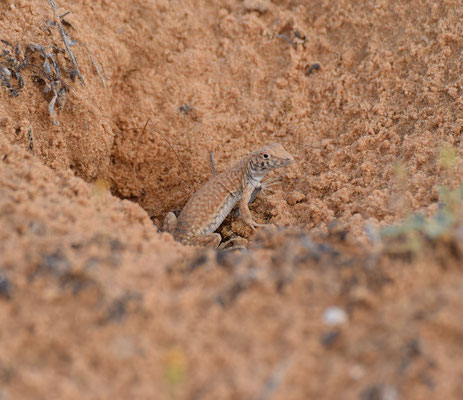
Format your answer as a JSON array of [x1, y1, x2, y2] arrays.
[[259, 177, 280, 194], [239, 183, 268, 230]]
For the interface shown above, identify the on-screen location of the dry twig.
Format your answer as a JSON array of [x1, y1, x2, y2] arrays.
[[46, 0, 84, 84]]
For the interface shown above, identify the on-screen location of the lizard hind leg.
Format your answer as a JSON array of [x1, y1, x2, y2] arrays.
[[218, 237, 248, 251], [189, 233, 222, 248], [162, 211, 178, 233]]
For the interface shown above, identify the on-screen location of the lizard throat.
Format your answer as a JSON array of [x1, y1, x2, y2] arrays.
[[247, 165, 265, 188]]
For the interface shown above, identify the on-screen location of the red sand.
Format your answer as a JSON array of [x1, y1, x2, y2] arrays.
[[1, 0, 463, 398]]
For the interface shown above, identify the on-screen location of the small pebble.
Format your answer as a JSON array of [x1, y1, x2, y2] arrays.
[[320, 330, 340, 347], [360, 384, 398, 400], [323, 306, 348, 326], [0, 274, 11, 300], [286, 191, 305, 206], [349, 364, 366, 380], [275, 78, 287, 89], [1, 68, 11, 78], [243, 0, 269, 13]]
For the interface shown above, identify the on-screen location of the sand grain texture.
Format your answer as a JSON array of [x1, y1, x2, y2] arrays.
[[1, 0, 463, 399]]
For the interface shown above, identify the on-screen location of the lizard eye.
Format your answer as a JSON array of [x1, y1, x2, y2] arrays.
[[263, 153, 269, 159]]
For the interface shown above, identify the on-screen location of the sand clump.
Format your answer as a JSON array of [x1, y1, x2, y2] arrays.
[[1, 0, 463, 399]]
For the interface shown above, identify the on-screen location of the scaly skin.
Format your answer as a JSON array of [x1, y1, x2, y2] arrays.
[[163, 143, 294, 247]]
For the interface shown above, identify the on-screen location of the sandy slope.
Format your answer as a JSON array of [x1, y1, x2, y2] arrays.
[[1, 0, 463, 398]]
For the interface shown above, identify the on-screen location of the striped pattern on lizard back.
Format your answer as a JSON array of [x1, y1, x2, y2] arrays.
[[173, 156, 248, 241]]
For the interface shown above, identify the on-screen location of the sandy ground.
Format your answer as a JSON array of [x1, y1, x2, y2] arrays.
[[1, 0, 463, 399]]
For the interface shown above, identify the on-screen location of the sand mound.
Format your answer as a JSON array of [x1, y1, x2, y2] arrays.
[[1, 0, 463, 398]]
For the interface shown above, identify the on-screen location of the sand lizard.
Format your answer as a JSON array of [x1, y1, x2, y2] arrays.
[[163, 143, 294, 247]]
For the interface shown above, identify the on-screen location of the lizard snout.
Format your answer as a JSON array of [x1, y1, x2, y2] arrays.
[[280, 153, 294, 166]]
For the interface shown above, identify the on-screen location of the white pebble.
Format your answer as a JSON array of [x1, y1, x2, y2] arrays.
[[323, 306, 348, 326]]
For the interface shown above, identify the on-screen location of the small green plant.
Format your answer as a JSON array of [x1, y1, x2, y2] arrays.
[[164, 346, 187, 400], [438, 142, 458, 170], [381, 143, 463, 254], [381, 185, 462, 239], [381, 184, 463, 256]]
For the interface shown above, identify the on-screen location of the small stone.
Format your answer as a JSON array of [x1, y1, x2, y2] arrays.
[[350, 286, 375, 308], [1, 68, 11, 79], [42, 252, 70, 277], [243, 0, 269, 13], [360, 384, 398, 400], [320, 330, 340, 347], [218, 8, 228, 18], [0, 274, 12, 300], [323, 306, 348, 326], [275, 78, 287, 89], [349, 364, 366, 380], [286, 191, 305, 206]]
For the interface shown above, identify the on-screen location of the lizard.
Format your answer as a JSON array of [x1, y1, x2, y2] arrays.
[[163, 143, 294, 248]]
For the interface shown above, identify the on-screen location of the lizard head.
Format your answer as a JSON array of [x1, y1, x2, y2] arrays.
[[250, 143, 294, 175]]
